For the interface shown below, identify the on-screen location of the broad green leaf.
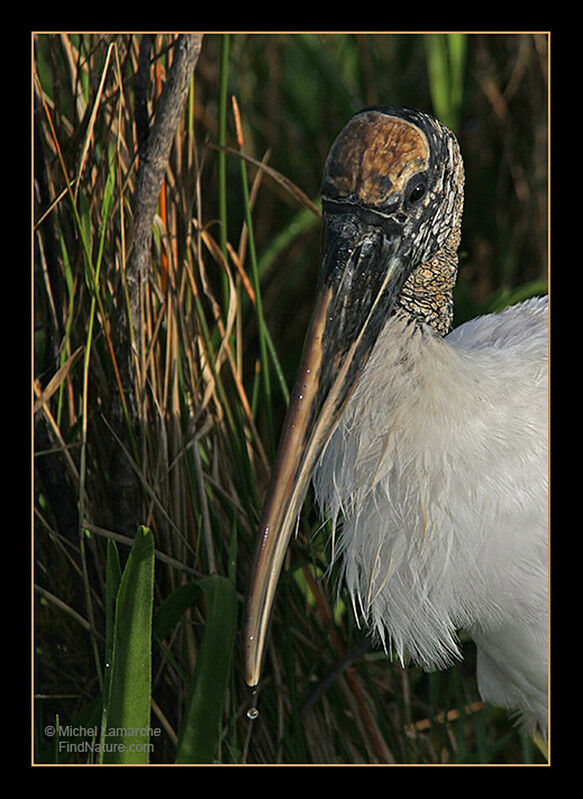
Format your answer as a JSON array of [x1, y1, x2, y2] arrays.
[[175, 575, 237, 764], [103, 526, 155, 764]]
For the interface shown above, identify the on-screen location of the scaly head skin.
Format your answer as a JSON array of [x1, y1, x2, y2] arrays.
[[322, 106, 465, 335]]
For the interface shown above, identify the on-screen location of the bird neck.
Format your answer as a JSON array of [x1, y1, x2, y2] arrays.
[[397, 252, 458, 336], [396, 177, 464, 337]]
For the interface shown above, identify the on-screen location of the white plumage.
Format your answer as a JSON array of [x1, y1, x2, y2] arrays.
[[313, 296, 548, 736]]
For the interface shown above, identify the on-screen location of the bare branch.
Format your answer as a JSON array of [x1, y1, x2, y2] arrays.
[[126, 33, 204, 346], [110, 33, 203, 535]]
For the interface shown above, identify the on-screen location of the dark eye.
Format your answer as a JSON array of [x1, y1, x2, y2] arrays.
[[408, 182, 426, 204]]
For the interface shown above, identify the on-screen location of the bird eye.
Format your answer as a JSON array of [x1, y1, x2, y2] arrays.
[[407, 182, 426, 204]]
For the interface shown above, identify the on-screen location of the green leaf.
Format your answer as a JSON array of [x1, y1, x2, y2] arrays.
[[175, 575, 237, 764], [153, 581, 202, 641], [103, 526, 155, 764]]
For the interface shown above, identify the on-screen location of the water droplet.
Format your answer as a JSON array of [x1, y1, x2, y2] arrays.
[[247, 707, 259, 720]]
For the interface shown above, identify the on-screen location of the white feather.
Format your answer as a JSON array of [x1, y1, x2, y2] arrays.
[[313, 295, 548, 737]]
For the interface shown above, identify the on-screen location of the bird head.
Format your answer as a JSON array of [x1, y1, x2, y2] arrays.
[[244, 106, 464, 688]]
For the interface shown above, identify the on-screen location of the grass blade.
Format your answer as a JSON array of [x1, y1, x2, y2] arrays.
[[232, 97, 275, 456], [218, 33, 230, 309]]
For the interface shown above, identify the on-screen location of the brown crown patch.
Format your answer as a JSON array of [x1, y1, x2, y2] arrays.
[[325, 112, 430, 207]]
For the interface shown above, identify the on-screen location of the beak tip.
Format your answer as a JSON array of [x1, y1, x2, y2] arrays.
[[243, 652, 257, 688], [243, 612, 262, 687], [244, 653, 261, 688]]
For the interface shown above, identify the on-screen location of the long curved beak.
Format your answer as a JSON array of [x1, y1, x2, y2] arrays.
[[244, 209, 405, 687]]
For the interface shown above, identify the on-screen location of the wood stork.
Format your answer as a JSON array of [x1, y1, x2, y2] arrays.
[[244, 106, 549, 741]]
